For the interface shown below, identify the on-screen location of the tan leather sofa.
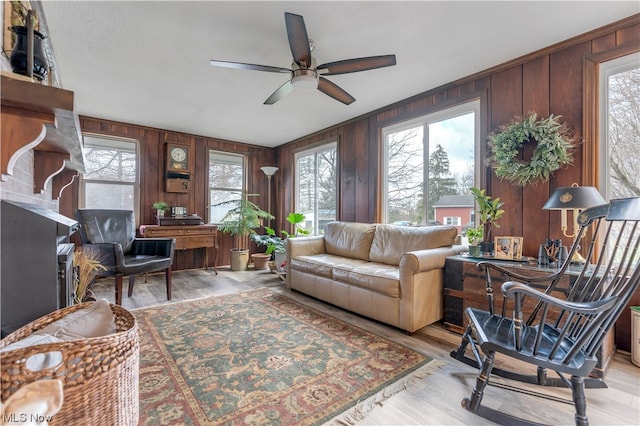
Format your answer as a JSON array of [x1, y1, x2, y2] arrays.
[[285, 221, 466, 333]]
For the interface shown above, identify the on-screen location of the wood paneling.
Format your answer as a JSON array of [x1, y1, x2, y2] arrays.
[[275, 14, 639, 259]]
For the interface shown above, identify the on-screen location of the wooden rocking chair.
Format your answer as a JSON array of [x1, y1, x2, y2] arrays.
[[450, 197, 640, 425]]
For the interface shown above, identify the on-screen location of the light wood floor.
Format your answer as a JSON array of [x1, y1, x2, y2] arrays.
[[92, 267, 640, 425]]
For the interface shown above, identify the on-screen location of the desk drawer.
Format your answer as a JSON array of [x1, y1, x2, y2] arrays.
[[175, 236, 215, 250]]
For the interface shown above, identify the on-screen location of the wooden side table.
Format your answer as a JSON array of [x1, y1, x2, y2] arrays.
[[444, 255, 614, 377], [140, 224, 218, 273]]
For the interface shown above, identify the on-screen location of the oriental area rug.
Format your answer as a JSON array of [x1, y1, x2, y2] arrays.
[[134, 288, 441, 425]]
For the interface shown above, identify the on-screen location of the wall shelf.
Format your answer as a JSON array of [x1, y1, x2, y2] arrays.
[[1, 74, 85, 198]]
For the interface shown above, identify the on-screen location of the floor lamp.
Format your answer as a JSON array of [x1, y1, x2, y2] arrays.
[[261, 166, 279, 227]]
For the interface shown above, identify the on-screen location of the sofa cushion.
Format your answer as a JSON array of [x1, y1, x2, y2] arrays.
[[369, 224, 458, 265], [332, 262, 400, 298], [291, 254, 369, 279], [324, 222, 377, 261]]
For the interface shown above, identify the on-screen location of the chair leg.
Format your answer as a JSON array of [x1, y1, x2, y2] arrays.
[[127, 275, 136, 297], [165, 268, 172, 300], [571, 375, 589, 426], [464, 350, 495, 413], [115, 275, 123, 305]]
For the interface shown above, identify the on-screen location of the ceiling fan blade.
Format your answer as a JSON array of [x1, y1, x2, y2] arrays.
[[316, 55, 397, 75], [210, 60, 291, 74], [264, 80, 294, 105], [284, 12, 312, 67], [318, 77, 355, 105]]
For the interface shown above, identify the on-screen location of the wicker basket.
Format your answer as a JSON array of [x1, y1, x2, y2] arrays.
[[0, 303, 139, 426]]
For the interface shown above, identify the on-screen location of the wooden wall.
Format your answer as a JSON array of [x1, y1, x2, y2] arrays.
[[60, 117, 275, 268], [275, 14, 640, 259]]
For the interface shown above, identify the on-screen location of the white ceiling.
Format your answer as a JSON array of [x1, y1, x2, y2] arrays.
[[41, 1, 638, 148]]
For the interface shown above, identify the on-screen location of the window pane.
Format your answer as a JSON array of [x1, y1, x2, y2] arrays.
[[607, 63, 640, 199], [82, 135, 138, 217], [295, 143, 337, 235], [386, 127, 423, 224], [84, 182, 134, 210], [209, 151, 244, 223], [383, 100, 478, 230]]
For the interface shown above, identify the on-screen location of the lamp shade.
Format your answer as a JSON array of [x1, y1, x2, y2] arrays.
[[261, 166, 279, 177], [542, 186, 605, 210]]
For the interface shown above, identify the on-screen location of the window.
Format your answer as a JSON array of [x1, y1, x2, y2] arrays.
[[598, 53, 640, 201], [444, 217, 461, 226], [81, 134, 138, 218], [295, 142, 337, 235], [208, 151, 245, 223], [383, 100, 480, 224]]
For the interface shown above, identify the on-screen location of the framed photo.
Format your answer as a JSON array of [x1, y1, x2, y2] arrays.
[[494, 237, 514, 259], [494, 236, 524, 259], [512, 237, 523, 260]]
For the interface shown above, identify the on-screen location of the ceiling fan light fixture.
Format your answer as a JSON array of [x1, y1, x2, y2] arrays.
[[291, 69, 318, 91]]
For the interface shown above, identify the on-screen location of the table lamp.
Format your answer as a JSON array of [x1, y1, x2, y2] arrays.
[[542, 183, 606, 262]]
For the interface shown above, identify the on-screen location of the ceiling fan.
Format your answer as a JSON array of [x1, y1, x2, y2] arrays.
[[210, 12, 397, 105]]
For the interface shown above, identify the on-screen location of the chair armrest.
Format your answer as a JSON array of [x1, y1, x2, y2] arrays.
[[400, 245, 467, 273], [132, 238, 176, 258], [285, 236, 325, 258], [502, 281, 618, 315]]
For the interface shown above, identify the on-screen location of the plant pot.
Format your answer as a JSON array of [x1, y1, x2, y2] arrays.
[[251, 253, 271, 270], [480, 241, 494, 256], [468, 245, 482, 257], [274, 251, 287, 273], [230, 248, 249, 271], [9, 26, 49, 81]]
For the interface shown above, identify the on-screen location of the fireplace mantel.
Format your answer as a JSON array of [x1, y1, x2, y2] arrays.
[[1, 74, 85, 198]]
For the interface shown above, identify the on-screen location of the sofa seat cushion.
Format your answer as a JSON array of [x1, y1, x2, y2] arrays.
[[332, 262, 400, 298], [291, 254, 369, 279], [369, 224, 458, 265]]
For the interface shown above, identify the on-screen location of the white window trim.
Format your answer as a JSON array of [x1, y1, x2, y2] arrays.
[[207, 150, 246, 224], [294, 141, 338, 235], [381, 99, 481, 224], [598, 52, 640, 200], [80, 133, 140, 223]]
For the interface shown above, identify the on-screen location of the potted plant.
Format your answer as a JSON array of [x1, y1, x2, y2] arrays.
[[465, 226, 484, 257], [282, 212, 310, 237], [216, 194, 273, 271], [153, 201, 170, 218], [251, 227, 284, 270], [470, 187, 505, 255]]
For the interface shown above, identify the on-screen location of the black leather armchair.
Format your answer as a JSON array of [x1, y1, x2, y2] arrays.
[[75, 209, 176, 305]]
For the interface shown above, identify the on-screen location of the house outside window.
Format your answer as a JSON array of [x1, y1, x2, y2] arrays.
[[295, 142, 337, 235], [208, 151, 245, 223], [81, 134, 139, 220], [382, 100, 480, 225]]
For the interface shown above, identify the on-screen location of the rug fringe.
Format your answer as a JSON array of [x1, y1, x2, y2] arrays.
[[326, 359, 445, 425]]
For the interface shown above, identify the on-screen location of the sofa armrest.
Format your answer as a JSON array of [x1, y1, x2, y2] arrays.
[[400, 245, 467, 273], [285, 235, 326, 258]]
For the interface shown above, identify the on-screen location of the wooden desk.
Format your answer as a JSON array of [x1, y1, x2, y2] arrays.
[[140, 224, 217, 273]]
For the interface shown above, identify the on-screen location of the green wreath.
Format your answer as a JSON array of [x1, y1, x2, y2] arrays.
[[486, 113, 575, 186]]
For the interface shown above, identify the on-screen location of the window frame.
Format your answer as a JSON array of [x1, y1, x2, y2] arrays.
[[80, 133, 140, 223], [293, 140, 338, 235], [207, 150, 246, 224], [597, 51, 640, 200], [381, 99, 481, 225]]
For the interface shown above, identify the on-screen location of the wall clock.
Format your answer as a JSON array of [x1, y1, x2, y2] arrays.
[[167, 143, 190, 172]]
